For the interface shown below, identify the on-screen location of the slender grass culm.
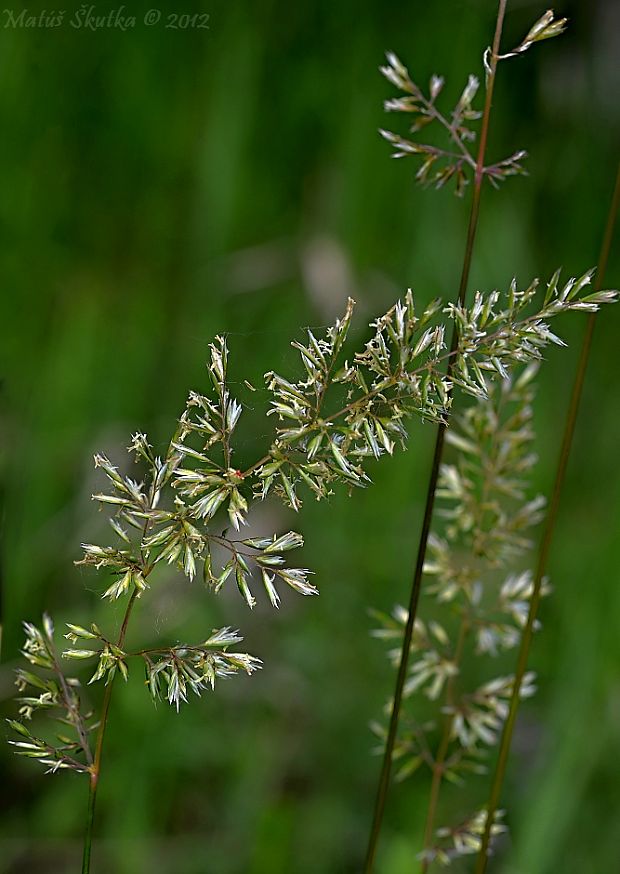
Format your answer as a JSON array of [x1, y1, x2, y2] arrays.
[[473, 163, 620, 873], [363, 1, 508, 864], [363, 5, 573, 870]]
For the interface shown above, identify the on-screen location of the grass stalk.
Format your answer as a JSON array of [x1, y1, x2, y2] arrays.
[[419, 378, 507, 869], [474, 159, 620, 873], [420, 620, 469, 872], [81, 588, 140, 874], [362, 3, 508, 869]]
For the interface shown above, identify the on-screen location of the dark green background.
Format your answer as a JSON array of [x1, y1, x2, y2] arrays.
[[1, 1, 618, 871]]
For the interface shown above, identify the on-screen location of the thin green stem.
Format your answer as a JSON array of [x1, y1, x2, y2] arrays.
[[420, 620, 468, 872], [420, 388, 504, 869], [362, 3, 507, 870], [81, 587, 140, 874], [80, 465, 169, 873], [474, 159, 620, 873], [81, 767, 98, 874], [420, 727, 452, 871]]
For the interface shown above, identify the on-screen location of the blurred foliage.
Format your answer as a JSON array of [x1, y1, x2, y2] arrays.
[[0, 1, 618, 872]]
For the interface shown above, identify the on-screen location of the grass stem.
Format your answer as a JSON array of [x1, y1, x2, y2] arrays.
[[473, 159, 620, 873], [362, 3, 508, 869], [81, 588, 140, 874], [420, 620, 468, 871]]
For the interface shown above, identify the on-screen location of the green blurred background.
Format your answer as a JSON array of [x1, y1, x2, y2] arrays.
[[1, 0, 618, 871]]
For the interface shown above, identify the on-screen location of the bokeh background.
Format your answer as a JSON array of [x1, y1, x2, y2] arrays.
[[1, 0, 618, 872]]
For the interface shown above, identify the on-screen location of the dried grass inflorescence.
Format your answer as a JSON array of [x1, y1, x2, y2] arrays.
[[9, 272, 614, 766], [379, 10, 567, 195], [372, 367, 548, 865]]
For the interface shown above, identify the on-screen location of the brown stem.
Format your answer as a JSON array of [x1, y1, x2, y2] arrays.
[[362, 4, 507, 871], [474, 159, 620, 873], [92, 589, 141, 772], [81, 588, 139, 874], [81, 587, 139, 873]]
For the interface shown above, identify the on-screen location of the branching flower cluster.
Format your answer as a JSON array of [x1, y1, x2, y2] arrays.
[[379, 10, 567, 195], [431, 809, 508, 865], [8, 269, 615, 780], [372, 366, 557, 865], [8, 616, 94, 774]]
